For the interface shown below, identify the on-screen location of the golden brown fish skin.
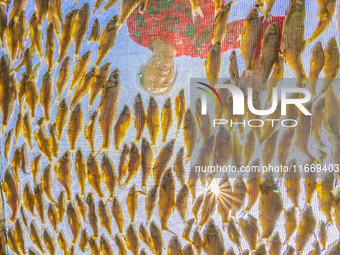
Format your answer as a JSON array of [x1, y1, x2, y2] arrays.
[[95, 15, 120, 66], [161, 97, 172, 143], [263, 130, 279, 166], [227, 218, 241, 250], [242, 159, 261, 213], [259, 172, 283, 239], [141, 137, 153, 192], [30, 220, 45, 254], [84, 110, 98, 154], [296, 102, 316, 161], [87, 152, 105, 198], [14, 218, 26, 254], [101, 153, 117, 200], [175, 88, 185, 132], [54, 56, 71, 106], [24, 74, 39, 121], [42, 229, 56, 255], [68, 50, 92, 96], [284, 159, 300, 208], [212, 1, 232, 44], [316, 172, 334, 224], [34, 118, 53, 163], [68, 245, 76, 255], [6, 17, 19, 61], [243, 130, 255, 166], [133, 93, 146, 142], [333, 186, 340, 233], [325, 240, 340, 254], [48, 203, 60, 233], [260, 22, 279, 88], [175, 184, 189, 223], [49, 0, 62, 24], [98, 199, 113, 237], [29, 12, 43, 61], [67, 200, 82, 244], [14, 112, 23, 147], [125, 223, 140, 255], [240, 8, 261, 77], [195, 97, 211, 145], [230, 174, 247, 216], [145, 185, 158, 223], [205, 42, 222, 86], [168, 236, 183, 255], [115, 233, 127, 255], [111, 196, 124, 234], [1, 73, 16, 135], [70, 66, 97, 109], [20, 204, 29, 228], [228, 52, 240, 88], [23, 181, 35, 217], [197, 134, 215, 187], [283, 206, 296, 245], [55, 150, 73, 200], [188, 165, 199, 201], [88, 18, 100, 42], [98, 0, 119, 13], [47, 5, 61, 41], [20, 143, 29, 175], [203, 218, 225, 255], [72, 2, 89, 60], [278, 128, 295, 178], [139, 222, 153, 253], [295, 205, 316, 254], [192, 228, 203, 254], [86, 192, 99, 238], [49, 122, 59, 158], [45, 23, 55, 71], [34, 0, 48, 26], [75, 193, 86, 223], [54, 9, 78, 68], [323, 86, 340, 136], [17, 10, 28, 58], [281, 0, 307, 79], [58, 230, 68, 255], [98, 69, 121, 153], [40, 71, 53, 124], [159, 168, 176, 232], [100, 234, 114, 255], [127, 184, 145, 224], [150, 221, 164, 255], [268, 232, 282, 255], [56, 98, 69, 141], [312, 97, 325, 146], [67, 102, 84, 155], [56, 190, 66, 222], [266, 56, 284, 106], [199, 188, 217, 228], [153, 139, 175, 186], [259, 101, 281, 144], [122, 142, 141, 189], [41, 164, 55, 203], [34, 183, 46, 227], [318, 220, 327, 250], [117, 0, 141, 25], [4, 128, 14, 162], [89, 236, 100, 254], [309, 41, 324, 96], [239, 215, 258, 251], [88, 62, 111, 111], [147, 95, 160, 146], [118, 143, 130, 187], [184, 108, 197, 161], [114, 105, 132, 150], [192, 193, 204, 222], [182, 218, 195, 243], [0, 6, 6, 51], [8, 227, 21, 255], [11, 146, 21, 181], [173, 147, 186, 186]]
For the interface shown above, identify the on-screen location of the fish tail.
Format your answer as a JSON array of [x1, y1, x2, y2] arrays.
[[70, 150, 75, 159], [141, 185, 147, 193], [183, 157, 190, 166], [52, 61, 59, 70], [97, 7, 105, 14], [120, 182, 128, 190], [0, 125, 6, 137], [52, 98, 60, 108], [166, 227, 177, 236], [66, 89, 73, 98], [191, 5, 203, 21], [146, 220, 150, 227], [264, 13, 272, 22], [73, 53, 79, 64], [91, 7, 97, 15], [245, 69, 254, 78]]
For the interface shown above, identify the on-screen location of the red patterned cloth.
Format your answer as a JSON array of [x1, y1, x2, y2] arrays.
[[127, 0, 285, 58]]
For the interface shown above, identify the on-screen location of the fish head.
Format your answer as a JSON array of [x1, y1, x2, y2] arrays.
[[86, 192, 95, 205], [34, 183, 43, 193], [123, 105, 130, 115], [126, 223, 136, 235], [101, 62, 112, 72], [75, 148, 83, 160], [7, 128, 14, 137], [179, 88, 185, 97], [101, 153, 110, 165], [65, 9, 79, 21], [47, 22, 54, 33], [141, 137, 150, 148], [205, 218, 218, 235], [62, 56, 71, 67], [107, 15, 118, 30], [267, 22, 278, 34], [176, 146, 184, 158], [302, 205, 314, 220], [60, 98, 67, 107], [36, 117, 45, 127], [164, 97, 171, 107], [135, 92, 143, 103], [66, 200, 76, 213], [122, 143, 130, 154], [195, 97, 202, 112], [247, 8, 259, 20], [246, 130, 255, 141], [80, 2, 89, 12], [93, 18, 99, 28]]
